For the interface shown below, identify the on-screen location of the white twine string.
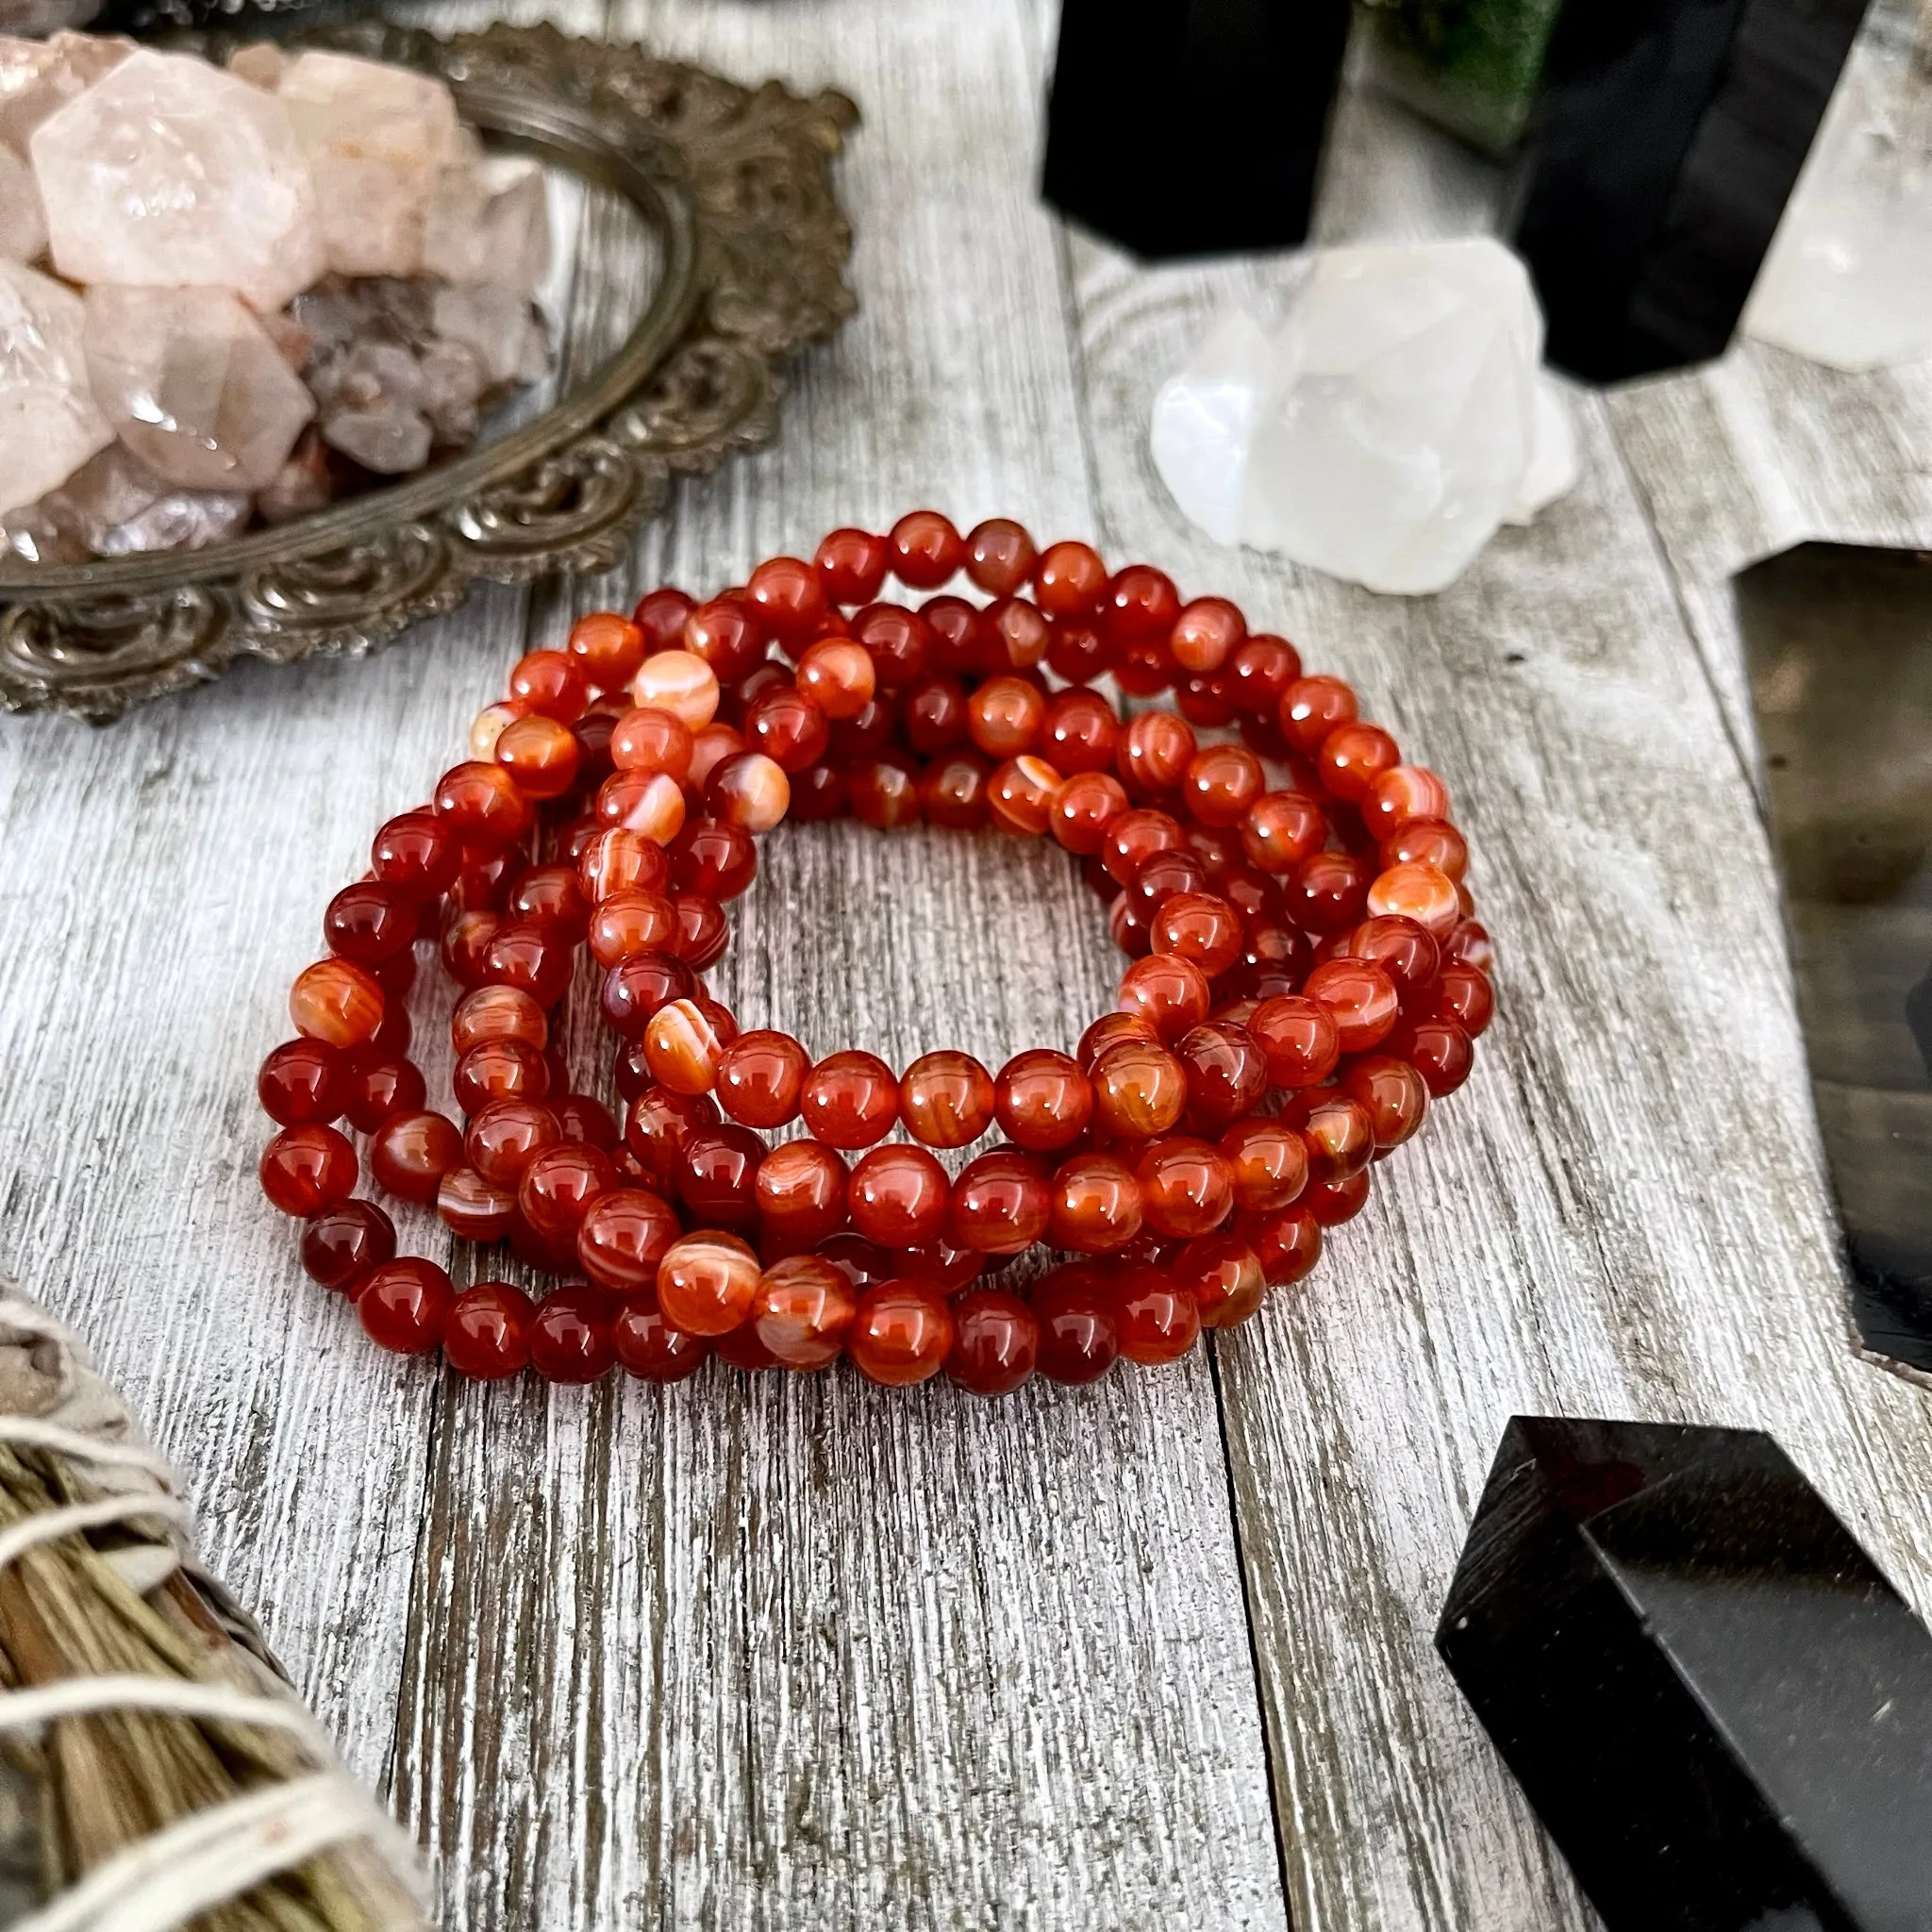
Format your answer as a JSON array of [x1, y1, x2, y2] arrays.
[[0, 1492, 189, 1579]]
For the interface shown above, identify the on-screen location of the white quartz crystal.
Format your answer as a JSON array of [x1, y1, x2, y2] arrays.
[[0, 258, 109, 516], [30, 49, 325, 312], [0, 31, 128, 155], [0, 142, 42, 260], [1151, 237, 1578, 597], [83, 284, 315, 491], [430, 283, 548, 387], [277, 50, 459, 278], [424, 153, 550, 292]]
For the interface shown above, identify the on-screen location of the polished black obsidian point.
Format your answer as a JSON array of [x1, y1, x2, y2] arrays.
[[1439, 1416, 1932, 1932], [1041, 0, 1352, 258], [1509, 0, 1871, 381]]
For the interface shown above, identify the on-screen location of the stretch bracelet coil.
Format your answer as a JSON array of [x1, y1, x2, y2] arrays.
[[256, 513, 1494, 1396]]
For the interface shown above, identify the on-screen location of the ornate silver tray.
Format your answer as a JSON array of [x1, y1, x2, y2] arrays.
[[0, 19, 858, 722]]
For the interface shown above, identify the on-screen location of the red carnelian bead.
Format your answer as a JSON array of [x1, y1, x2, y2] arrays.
[[716, 1313, 785, 1371], [1249, 996, 1341, 1087], [848, 1143, 952, 1247], [852, 604, 933, 691], [1220, 1118, 1309, 1211], [1116, 711, 1195, 799], [1388, 1017, 1474, 1097], [679, 603, 764, 692], [795, 637, 876, 721], [658, 1233, 761, 1336], [900, 1241, 985, 1294], [987, 756, 1061, 837], [900, 675, 967, 755], [1049, 1152, 1143, 1253], [570, 610, 647, 690], [888, 510, 965, 590], [1291, 1091, 1376, 1184], [1303, 959, 1400, 1053], [800, 1051, 899, 1149], [358, 1259, 453, 1355], [1342, 1055, 1429, 1150], [324, 880, 415, 966], [1383, 818, 1469, 882], [1443, 917, 1492, 972], [601, 951, 694, 1038], [1076, 1009, 1158, 1071], [443, 1282, 536, 1380], [1032, 1267, 1120, 1385], [644, 997, 728, 1095], [1177, 1235, 1266, 1330], [369, 996, 412, 1058], [1034, 540, 1107, 617], [558, 1095, 621, 1153], [371, 811, 459, 901], [1130, 847, 1209, 916], [1366, 859, 1460, 939], [1114, 634, 1175, 698], [1279, 675, 1357, 757], [849, 754, 924, 828], [467, 1099, 562, 1187], [635, 588, 697, 653], [1184, 745, 1265, 828], [966, 675, 1045, 758], [1102, 808, 1185, 886], [495, 713, 580, 799], [947, 1148, 1051, 1255], [301, 1199, 395, 1291], [946, 1290, 1040, 1395], [587, 889, 677, 969], [1109, 1265, 1199, 1365], [1175, 671, 1236, 730], [518, 1142, 617, 1244], [1241, 791, 1326, 875], [986, 596, 1051, 671], [579, 827, 671, 904], [1242, 1206, 1324, 1285], [1363, 764, 1450, 835], [505, 867, 589, 943], [610, 706, 694, 778], [509, 647, 590, 723], [1109, 893, 1154, 959], [438, 1166, 516, 1241], [1422, 960, 1495, 1037], [1090, 1038, 1189, 1139], [1229, 634, 1302, 713], [1170, 597, 1244, 673], [258, 1040, 346, 1125], [630, 650, 720, 728], [918, 595, 982, 676], [1045, 618, 1108, 682], [370, 1110, 463, 1205], [260, 1125, 357, 1216], [1104, 564, 1181, 642], [452, 984, 546, 1055], [789, 763, 846, 823], [670, 893, 729, 971], [1118, 954, 1212, 1041], [829, 695, 896, 761], [715, 1030, 809, 1129], [755, 1139, 848, 1250], [1050, 771, 1129, 855], [1289, 849, 1371, 935], [434, 760, 533, 844], [678, 1124, 764, 1226], [613, 1290, 712, 1381], [625, 1085, 719, 1189], [337, 1049, 425, 1133], [597, 769, 687, 846], [747, 555, 828, 642], [919, 753, 988, 829], [753, 1256, 858, 1369], [1174, 1022, 1270, 1126], [289, 959, 383, 1049], [1341, 914, 1440, 992], [1041, 688, 1120, 774], [965, 518, 1037, 596], [848, 1279, 954, 1386], [1319, 723, 1401, 803], [482, 923, 575, 1007], [527, 1286, 616, 1384], [992, 1049, 1092, 1152], [1307, 1169, 1372, 1225], [815, 526, 890, 605], [900, 1051, 994, 1148], [742, 685, 830, 772], [1136, 1136, 1235, 1238], [1151, 892, 1243, 979]]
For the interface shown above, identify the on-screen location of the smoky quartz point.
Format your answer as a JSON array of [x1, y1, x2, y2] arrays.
[[1438, 1415, 1932, 1932]]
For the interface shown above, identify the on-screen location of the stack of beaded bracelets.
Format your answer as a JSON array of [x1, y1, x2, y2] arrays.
[[256, 513, 1493, 1397]]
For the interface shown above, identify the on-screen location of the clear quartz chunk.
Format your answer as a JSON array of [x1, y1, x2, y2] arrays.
[[49, 443, 253, 556], [82, 285, 315, 492], [1150, 236, 1577, 596], [0, 31, 129, 155], [423, 154, 550, 292], [29, 48, 325, 312], [277, 50, 459, 278], [0, 258, 109, 516], [430, 283, 548, 387], [0, 143, 42, 261]]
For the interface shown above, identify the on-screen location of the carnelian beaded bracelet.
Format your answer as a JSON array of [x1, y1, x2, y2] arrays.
[[258, 513, 1493, 1396]]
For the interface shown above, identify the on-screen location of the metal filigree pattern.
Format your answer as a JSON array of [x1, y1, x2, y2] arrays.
[[0, 21, 857, 722]]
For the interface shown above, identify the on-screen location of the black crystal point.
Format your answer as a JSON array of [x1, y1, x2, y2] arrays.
[[1438, 1416, 1932, 1932], [1040, 0, 1352, 259]]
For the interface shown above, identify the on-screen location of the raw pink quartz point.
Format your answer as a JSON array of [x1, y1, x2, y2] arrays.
[[0, 259, 109, 516]]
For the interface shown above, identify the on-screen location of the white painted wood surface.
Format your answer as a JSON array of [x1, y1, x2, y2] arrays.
[[1, 2, 1929, 1928]]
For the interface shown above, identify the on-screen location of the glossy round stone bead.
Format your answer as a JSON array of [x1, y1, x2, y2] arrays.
[[1291, 1091, 1377, 1184], [578, 827, 671, 906], [597, 770, 688, 848], [799, 1051, 899, 1149], [443, 1282, 536, 1380], [753, 1256, 858, 1369], [444, 909, 499, 988], [475, 921, 569, 1006], [987, 756, 1061, 837], [1104, 564, 1182, 645], [891, 1050, 991, 1149], [1341, 914, 1440, 993], [946, 1148, 1051, 1255], [494, 713, 580, 800], [527, 1286, 617, 1384], [678, 1124, 765, 1227], [1169, 596, 1245, 674], [643, 997, 727, 1096], [852, 603, 933, 691], [324, 879, 416, 968], [506, 866, 591, 942], [466, 1099, 562, 1188], [358, 1258, 454, 1356], [815, 526, 890, 605], [434, 759, 533, 845], [960, 517, 1036, 597], [1240, 791, 1325, 876], [705, 1029, 803, 1130], [1076, 1009, 1159, 1071], [900, 675, 967, 756], [1174, 1022, 1269, 1126], [742, 684, 831, 774], [1032, 1268, 1120, 1385], [1388, 1017, 1474, 1097], [658, 1233, 761, 1336], [609, 705, 694, 780], [687, 722, 748, 792], [1041, 688, 1120, 774], [470, 702, 522, 759], [1241, 1206, 1324, 1285], [918, 753, 988, 829], [847, 1143, 952, 1247], [1117, 954, 1211, 1042], [1367, 860, 1461, 939], [629, 649, 720, 728], [1278, 675, 1357, 757], [1128, 847, 1209, 919], [1318, 722, 1400, 803], [755, 1138, 849, 1251], [1089, 1039, 1188, 1140], [1383, 818, 1469, 882], [848, 1279, 954, 1386], [289, 958, 383, 1049], [368, 1110, 463, 1206], [452, 985, 547, 1057], [1182, 744, 1264, 829], [260, 1124, 358, 1216], [1031, 538, 1105, 618], [517, 1142, 617, 1244], [945, 1290, 1040, 1396], [1109, 1265, 1199, 1365], [746, 554, 828, 644], [666, 894, 727, 974], [795, 638, 876, 720], [1303, 959, 1400, 1053], [1362, 763, 1450, 837], [554, 1096, 619, 1155], [849, 755, 924, 828], [1176, 1235, 1266, 1330], [449, 1040, 546, 1117], [1288, 848, 1371, 936], [301, 1199, 395, 1291], [569, 609, 647, 689], [341, 1049, 426, 1135], [1219, 1117, 1309, 1212], [1421, 960, 1495, 1037], [991, 1049, 1092, 1152], [887, 509, 964, 589], [369, 811, 460, 903], [1049, 1152, 1143, 1253], [625, 1085, 720, 1189], [1244, 996, 1337, 1090], [600, 951, 693, 1039], [1116, 711, 1195, 799], [585, 889, 677, 971], [1443, 917, 1492, 972], [1150, 891, 1243, 980], [508, 645, 590, 722], [613, 1290, 712, 1382], [1050, 771, 1129, 855], [1102, 808, 1185, 887], [258, 1039, 346, 1126], [964, 676, 1043, 759], [1342, 1055, 1429, 1150], [988, 598, 1058, 674], [437, 1166, 517, 1242], [1045, 618, 1108, 682], [1109, 892, 1155, 959], [1135, 1136, 1235, 1238], [575, 1187, 680, 1293]]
